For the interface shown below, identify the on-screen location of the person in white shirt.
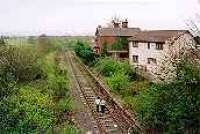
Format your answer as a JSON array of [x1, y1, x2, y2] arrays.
[[95, 96, 101, 112], [100, 99, 106, 113]]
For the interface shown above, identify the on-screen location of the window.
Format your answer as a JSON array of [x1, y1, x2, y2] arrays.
[[132, 55, 138, 63], [147, 42, 150, 49], [147, 58, 157, 64], [132, 42, 138, 47], [156, 43, 164, 50]]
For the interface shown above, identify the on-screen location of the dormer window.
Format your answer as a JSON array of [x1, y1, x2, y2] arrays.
[[156, 43, 164, 50]]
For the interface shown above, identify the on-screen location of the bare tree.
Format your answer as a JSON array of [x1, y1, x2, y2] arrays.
[[106, 15, 122, 28], [186, 20, 200, 37]]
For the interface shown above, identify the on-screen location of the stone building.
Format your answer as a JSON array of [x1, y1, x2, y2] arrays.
[[128, 30, 196, 81]]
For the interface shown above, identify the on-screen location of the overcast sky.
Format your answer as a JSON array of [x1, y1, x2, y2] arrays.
[[0, 0, 200, 36]]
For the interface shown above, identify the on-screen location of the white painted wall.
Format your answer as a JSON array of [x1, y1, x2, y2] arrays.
[[129, 33, 195, 81], [129, 41, 165, 72]]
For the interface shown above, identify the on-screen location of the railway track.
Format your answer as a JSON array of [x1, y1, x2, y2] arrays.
[[65, 49, 143, 134]]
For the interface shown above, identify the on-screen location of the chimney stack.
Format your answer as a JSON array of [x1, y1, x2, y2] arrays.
[[122, 19, 128, 28], [112, 20, 120, 28]]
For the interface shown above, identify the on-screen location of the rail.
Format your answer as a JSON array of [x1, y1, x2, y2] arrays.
[[72, 51, 144, 133]]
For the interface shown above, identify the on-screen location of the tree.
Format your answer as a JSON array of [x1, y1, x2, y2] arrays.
[[136, 30, 200, 133], [101, 42, 108, 57], [74, 40, 96, 65], [0, 36, 6, 46], [111, 37, 128, 50], [106, 15, 122, 28], [155, 31, 200, 82], [136, 55, 200, 133]]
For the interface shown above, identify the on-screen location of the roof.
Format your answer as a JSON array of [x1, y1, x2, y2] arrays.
[[128, 30, 189, 43], [96, 28, 141, 37]]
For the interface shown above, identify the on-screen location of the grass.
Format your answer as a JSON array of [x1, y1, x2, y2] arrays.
[[0, 37, 80, 133]]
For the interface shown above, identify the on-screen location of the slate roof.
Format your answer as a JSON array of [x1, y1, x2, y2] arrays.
[[128, 30, 189, 43], [96, 28, 141, 37]]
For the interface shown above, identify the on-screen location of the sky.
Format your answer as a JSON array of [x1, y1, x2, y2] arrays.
[[0, 0, 200, 36]]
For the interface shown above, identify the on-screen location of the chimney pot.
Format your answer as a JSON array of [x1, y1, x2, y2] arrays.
[[112, 20, 120, 28], [122, 19, 128, 28]]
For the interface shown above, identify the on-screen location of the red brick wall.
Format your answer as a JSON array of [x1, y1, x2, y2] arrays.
[[95, 36, 117, 53], [99, 36, 117, 46]]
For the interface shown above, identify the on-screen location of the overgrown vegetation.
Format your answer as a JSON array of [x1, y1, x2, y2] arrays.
[[74, 39, 200, 133], [94, 58, 137, 91], [74, 40, 96, 65], [0, 36, 6, 46], [0, 37, 76, 133], [101, 42, 108, 57], [111, 37, 128, 50], [134, 56, 200, 133]]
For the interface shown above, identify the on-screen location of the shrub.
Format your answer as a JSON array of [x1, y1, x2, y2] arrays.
[[0, 46, 43, 82], [106, 72, 129, 91], [95, 58, 136, 79], [0, 46, 44, 99], [57, 97, 72, 113], [48, 75, 69, 97], [0, 36, 6, 46], [101, 42, 108, 57], [0, 86, 54, 133], [118, 61, 136, 80], [135, 58, 200, 133], [95, 58, 118, 77], [74, 40, 96, 65], [111, 37, 128, 50], [41, 52, 69, 97]]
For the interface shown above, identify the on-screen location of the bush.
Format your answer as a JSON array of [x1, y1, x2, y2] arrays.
[[0, 38, 76, 133], [95, 58, 118, 77], [135, 58, 200, 133], [0, 36, 6, 46], [106, 72, 129, 91], [41, 52, 69, 97], [74, 40, 96, 65], [0, 46, 43, 82], [48, 75, 69, 97], [111, 37, 128, 50], [57, 97, 72, 113], [0, 46, 44, 99], [95, 58, 136, 79], [0, 86, 54, 133], [118, 61, 137, 80]]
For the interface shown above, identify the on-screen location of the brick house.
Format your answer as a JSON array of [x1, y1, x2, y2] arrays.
[[128, 30, 196, 81], [94, 20, 140, 58]]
